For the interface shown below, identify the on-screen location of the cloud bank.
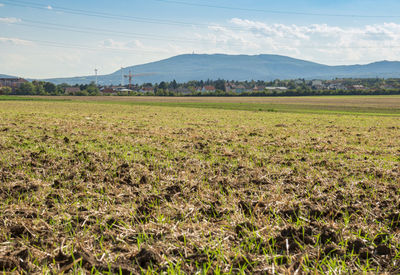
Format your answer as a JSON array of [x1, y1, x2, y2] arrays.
[[0, 37, 33, 46], [196, 19, 400, 64], [0, 17, 21, 24]]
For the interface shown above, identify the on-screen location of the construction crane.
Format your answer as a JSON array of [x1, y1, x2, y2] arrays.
[[123, 69, 155, 90]]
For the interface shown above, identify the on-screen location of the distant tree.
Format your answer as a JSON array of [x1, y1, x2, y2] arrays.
[[0, 86, 12, 95], [170, 79, 178, 89], [35, 84, 46, 95], [44, 82, 57, 94], [75, 90, 89, 96], [215, 79, 226, 91], [159, 81, 167, 90], [143, 82, 153, 87], [16, 82, 35, 95], [86, 82, 99, 95]]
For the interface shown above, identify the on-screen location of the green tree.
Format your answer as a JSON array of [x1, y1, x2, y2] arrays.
[[75, 90, 89, 96], [16, 82, 35, 95], [57, 83, 69, 95], [215, 79, 226, 91], [35, 84, 46, 95], [86, 82, 99, 95], [44, 82, 57, 94], [158, 81, 168, 90], [169, 79, 178, 89], [0, 86, 12, 95]]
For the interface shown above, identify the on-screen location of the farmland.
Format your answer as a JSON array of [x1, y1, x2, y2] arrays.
[[0, 96, 399, 273]]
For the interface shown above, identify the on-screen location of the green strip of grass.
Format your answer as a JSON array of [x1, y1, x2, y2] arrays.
[[0, 95, 71, 102], [95, 100, 400, 116], [2, 95, 400, 116]]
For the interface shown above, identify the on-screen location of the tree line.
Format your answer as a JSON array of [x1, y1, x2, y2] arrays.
[[2, 78, 400, 97], [0, 81, 100, 96]]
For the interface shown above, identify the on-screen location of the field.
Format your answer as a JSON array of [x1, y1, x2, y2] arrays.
[[0, 96, 399, 274]]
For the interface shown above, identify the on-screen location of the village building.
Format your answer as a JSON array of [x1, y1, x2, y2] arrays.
[[0, 78, 28, 90], [225, 82, 237, 92], [100, 87, 118, 95], [64, 87, 81, 95], [140, 87, 154, 93], [252, 85, 266, 92], [294, 79, 304, 85], [265, 86, 288, 91], [352, 85, 365, 90], [235, 85, 246, 93], [327, 83, 347, 90], [311, 80, 323, 89], [202, 86, 216, 93], [175, 87, 192, 94]]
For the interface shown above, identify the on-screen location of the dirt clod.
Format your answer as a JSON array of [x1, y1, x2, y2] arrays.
[[132, 248, 159, 268]]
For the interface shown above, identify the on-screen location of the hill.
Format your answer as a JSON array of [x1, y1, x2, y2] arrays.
[[41, 54, 400, 85], [0, 74, 17, 79]]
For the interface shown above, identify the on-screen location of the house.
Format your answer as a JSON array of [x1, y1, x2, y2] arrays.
[[352, 85, 365, 90], [383, 85, 395, 90], [100, 87, 117, 95], [225, 82, 236, 92], [252, 85, 266, 92], [312, 80, 323, 88], [0, 78, 28, 90], [64, 87, 81, 95], [140, 87, 154, 93], [328, 83, 347, 90], [235, 85, 246, 93], [294, 79, 304, 85], [265, 87, 288, 91], [202, 86, 216, 93], [175, 87, 192, 94]]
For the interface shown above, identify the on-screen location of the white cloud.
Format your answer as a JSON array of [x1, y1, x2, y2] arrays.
[[3, 19, 400, 78], [195, 19, 400, 64], [0, 17, 21, 24], [0, 4, 4, 7], [0, 37, 33, 46], [100, 39, 135, 50], [46, 5, 53, 10], [99, 38, 171, 54]]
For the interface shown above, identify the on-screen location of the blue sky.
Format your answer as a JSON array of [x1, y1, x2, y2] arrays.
[[1, 0, 400, 78]]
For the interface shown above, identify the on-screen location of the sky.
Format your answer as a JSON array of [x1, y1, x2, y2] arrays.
[[2, 0, 400, 78]]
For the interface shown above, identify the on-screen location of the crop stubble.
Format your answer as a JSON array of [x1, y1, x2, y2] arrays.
[[0, 100, 399, 273]]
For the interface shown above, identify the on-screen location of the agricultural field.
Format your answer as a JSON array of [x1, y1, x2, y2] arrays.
[[0, 96, 399, 274]]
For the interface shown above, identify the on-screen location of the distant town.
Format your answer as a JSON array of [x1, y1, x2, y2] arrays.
[[2, 77, 400, 96]]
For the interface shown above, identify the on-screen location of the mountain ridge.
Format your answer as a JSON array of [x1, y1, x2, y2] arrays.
[[0, 74, 17, 79], [21, 54, 400, 84]]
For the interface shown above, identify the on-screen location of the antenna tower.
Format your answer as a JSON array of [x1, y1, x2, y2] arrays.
[[121, 67, 124, 86], [94, 68, 98, 86]]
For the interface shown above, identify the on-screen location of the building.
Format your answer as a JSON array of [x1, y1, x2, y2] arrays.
[[175, 87, 192, 94], [140, 87, 154, 93], [64, 87, 81, 95], [202, 86, 216, 93], [100, 87, 118, 95], [225, 82, 237, 92], [0, 78, 28, 90], [294, 79, 304, 85], [252, 85, 266, 92], [352, 85, 365, 90], [265, 87, 288, 91], [312, 80, 323, 88], [327, 83, 347, 90], [235, 85, 246, 93]]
